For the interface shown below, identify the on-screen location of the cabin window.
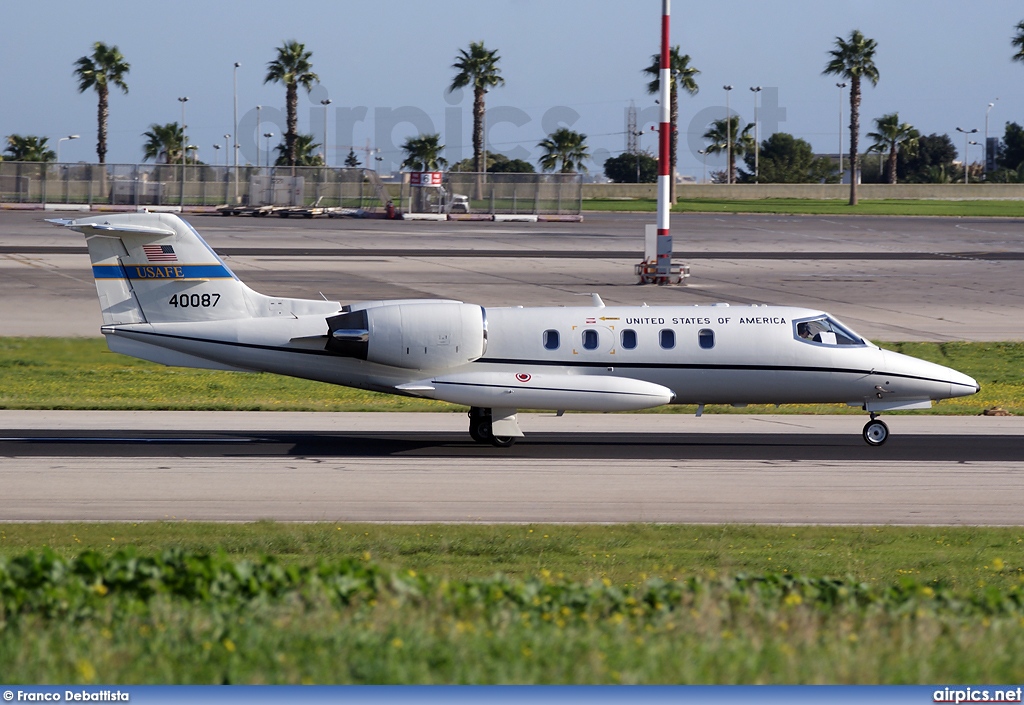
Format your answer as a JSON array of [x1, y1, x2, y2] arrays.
[[698, 328, 715, 349], [659, 329, 675, 349], [794, 316, 865, 347], [543, 329, 560, 350], [582, 329, 599, 350], [620, 329, 637, 350]]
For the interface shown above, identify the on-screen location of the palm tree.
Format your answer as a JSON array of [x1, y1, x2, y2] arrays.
[[448, 41, 504, 173], [4, 135, 56, 162], [141, 122, 184, 164], [643, 46, 700, 199], [702, 117, 755, 184], [264, 40, 319, 168], [823, 30, 880, 205], [1013, 20, 1024, 64], [73, 42, 130, 164], [274, 133, 323, 166], [866, 113, 919, 184], [401, 134, 447, 171], [537, 128, 590, 173]]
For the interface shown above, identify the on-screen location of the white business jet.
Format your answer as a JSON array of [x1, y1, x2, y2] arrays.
[[50, 212, 979, 447]]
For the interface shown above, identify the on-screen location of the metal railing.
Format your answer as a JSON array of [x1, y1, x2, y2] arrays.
[[0, 162, 389, 210]]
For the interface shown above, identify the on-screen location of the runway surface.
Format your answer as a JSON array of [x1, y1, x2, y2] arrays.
[[2, 412, 1022, 525], [1, 212, 1022, 525], [3, 210, 1023, 340]]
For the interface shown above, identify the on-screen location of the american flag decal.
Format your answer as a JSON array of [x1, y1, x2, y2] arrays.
[[143, 244, 177, 262]]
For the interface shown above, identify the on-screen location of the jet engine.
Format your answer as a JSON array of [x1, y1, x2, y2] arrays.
[[326, 301, 486, 371]]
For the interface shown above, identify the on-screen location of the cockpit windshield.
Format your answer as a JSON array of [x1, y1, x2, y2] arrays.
[[794, 315, 865, 346]]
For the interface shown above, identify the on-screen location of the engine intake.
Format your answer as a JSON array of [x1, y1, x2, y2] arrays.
[[327, 302, 486, 370]]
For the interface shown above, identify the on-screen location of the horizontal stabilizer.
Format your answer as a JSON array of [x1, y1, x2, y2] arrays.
[[48, 218, 177, 237]]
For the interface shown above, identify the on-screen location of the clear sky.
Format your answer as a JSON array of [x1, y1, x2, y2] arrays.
[[2, 0, 1022, 177]]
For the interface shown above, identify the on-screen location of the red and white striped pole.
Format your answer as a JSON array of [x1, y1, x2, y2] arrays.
[[656, 0, 673, 282]]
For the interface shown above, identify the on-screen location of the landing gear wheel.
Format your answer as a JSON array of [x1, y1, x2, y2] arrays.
[[490, 435, 516, 448], [469, 419, 491, 443], [863, 419, 889, 446], [468, 407, 492, 444]]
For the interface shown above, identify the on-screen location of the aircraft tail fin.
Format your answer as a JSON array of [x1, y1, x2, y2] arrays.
[[53, 212, 339, 328]]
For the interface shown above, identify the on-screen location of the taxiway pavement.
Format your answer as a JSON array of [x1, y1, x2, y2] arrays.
[[1, 412, 1022, 525]]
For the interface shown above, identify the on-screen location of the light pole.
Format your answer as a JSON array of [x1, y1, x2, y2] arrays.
[[263, 132, 274, 168], [723, 85, 733, 184], [213, 143, 221, 166], [320, 99, 332, 166], [255, 105, 262, 169], [224, 134, 230, 167], [633, 129, 645, 182], [56, 134, 79, 163], [985, 99, 998, 174], [968, 140, 980, 183], [178, 97, 189, 208], [698, 148, 708, 183], [836, 82, 847, 180], [956, 127, 978, 184], [750, 86, 761, 183], [233, 61, 240, 201]]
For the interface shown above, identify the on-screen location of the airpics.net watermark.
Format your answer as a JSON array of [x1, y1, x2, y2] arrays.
[[933, 687, 1024, 703], [235, 86, 786, 172]]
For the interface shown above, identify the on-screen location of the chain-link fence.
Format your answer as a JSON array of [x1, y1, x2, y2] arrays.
[[399, 172, 583, 216], [0, 162, 390, 210]]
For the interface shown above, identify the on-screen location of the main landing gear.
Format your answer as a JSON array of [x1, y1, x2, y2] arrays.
[[468, 407, 517, 447], [862, 412, 889, 447]]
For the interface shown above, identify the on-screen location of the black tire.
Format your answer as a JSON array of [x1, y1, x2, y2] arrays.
[[863, 419, 889, 446], [469, 420, 490, 443], [491, 435, 516, 448]]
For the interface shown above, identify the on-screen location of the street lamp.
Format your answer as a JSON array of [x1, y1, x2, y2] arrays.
[[633, 129, 645, 182], [56, 135, 79, 163], [178, 97, 189, 208], [255, 105, 262, 169], [750, 86, 762, 183], [956, 127, 978, 184], [723, 86, 733, 184], [224, 134, 230, 169], [263, 132, 274, 169], [697, 148, 708, 183], [985, 99, 998, 174], [177, 97, 189, 165], [320, 98, 332, 166], [233, 61, 240, 200], [835, 82, 848, 179], [968, 140, 980, 183], [213, 143, 221, 166]]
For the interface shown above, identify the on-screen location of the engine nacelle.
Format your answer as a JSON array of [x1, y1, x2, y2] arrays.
[[326, 301, 486, 371]]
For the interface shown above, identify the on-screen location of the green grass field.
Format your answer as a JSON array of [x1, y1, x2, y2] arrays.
[[2, 523, 1023, 684], [1, 337, 1020, 414], [3, 337, 1023, 684], [583, 198, 1024, 217]]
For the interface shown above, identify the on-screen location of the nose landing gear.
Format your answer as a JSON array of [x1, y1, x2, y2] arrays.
[[862, 412, 890, 446]]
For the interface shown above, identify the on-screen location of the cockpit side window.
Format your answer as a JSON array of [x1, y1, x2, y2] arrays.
[[794, 316, 864, 347]]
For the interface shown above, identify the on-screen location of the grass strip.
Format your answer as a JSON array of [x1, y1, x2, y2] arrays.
[[583, 198, 1024, 217], [0, 338, 1020, 414], [2, 544, 1023, 684]]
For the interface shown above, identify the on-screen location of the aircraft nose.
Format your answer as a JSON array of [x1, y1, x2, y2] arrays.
[[880, 350, 979, 400], [948, 368, 980, 398]]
